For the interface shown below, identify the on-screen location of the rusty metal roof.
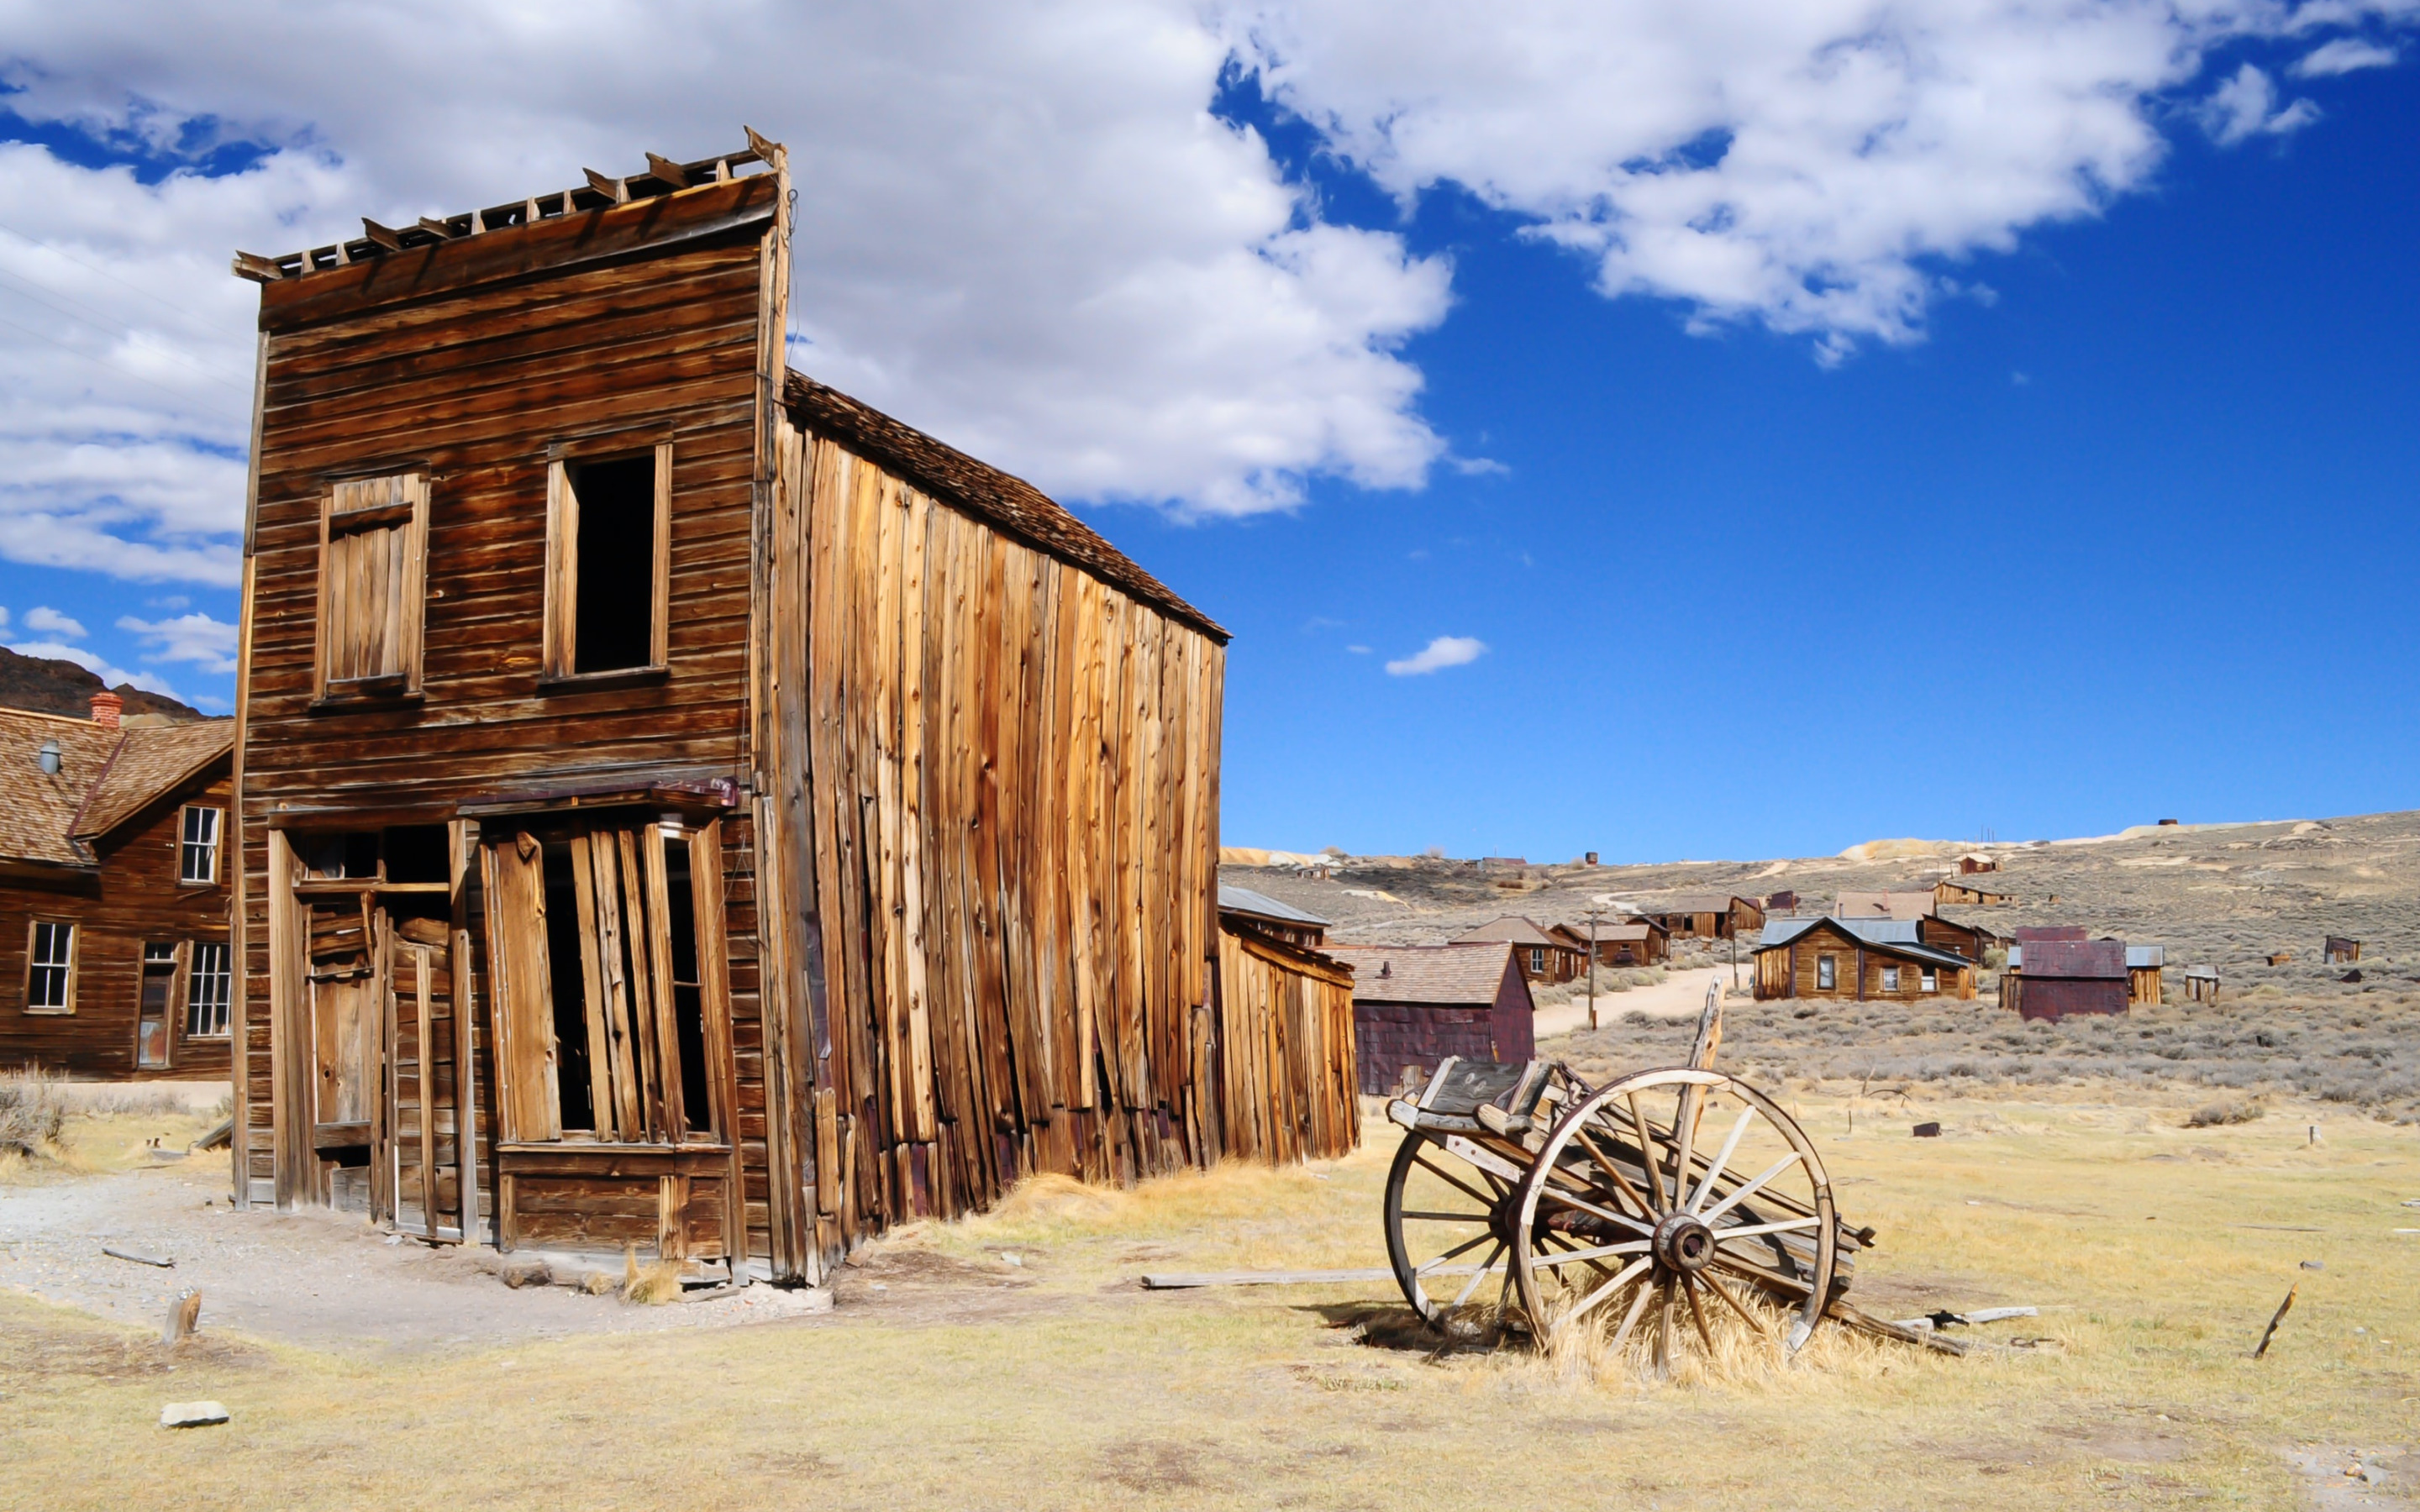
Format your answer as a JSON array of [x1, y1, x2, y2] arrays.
[[2007, 939, 2128, 979], [1218, 885, 1328, 928]]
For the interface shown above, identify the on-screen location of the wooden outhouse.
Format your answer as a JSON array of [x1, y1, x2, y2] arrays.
[[2324, 936, 2361, 964], [1326, 942, 1534, 1096], [1752, 917, 1976, 1002], [1455, 916, 1581, 982], [224, 135, 1276, 1284], [2185, 967, 2220, 1003], [0, 701, 234, 1080], [2126, 945, 2165, 1005]]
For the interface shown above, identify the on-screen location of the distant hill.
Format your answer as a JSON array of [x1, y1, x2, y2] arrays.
[[0, 645, 208, 722]]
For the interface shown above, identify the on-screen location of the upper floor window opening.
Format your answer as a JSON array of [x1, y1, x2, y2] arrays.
[[179, 804, 222, 885], [544, 444, 671, 680]]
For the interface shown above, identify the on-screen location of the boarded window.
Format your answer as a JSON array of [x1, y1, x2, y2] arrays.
[[137, 943, 176, 1068], [484, 816, 722, 1145], [544, 446, 671, 679], [179, 805, 222, 884], [1815, 954, 1835, 991], [187, 940, 232, 1037], [25, 920, 75, 1012], [315, 473, 429, 697]]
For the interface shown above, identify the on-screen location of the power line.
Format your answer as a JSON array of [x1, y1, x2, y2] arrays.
[[0, 265, 251, 394]]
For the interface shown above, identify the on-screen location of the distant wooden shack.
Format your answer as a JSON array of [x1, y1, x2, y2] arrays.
[[2126, 945, 2165, 1005], [2002, 940, 2129, 1021], [2185, 967, 2220, 1003], [0, 703, 235, 1080], [1455, 916, 1582, 981], [1836, 890, 1937, 921], [1935, 877, 2015, 907], [2324, 936, 2361, 964], [1553, 918, 1667, 967], [1636, 894, 1764, 940], [1326, 942, 1534, 1096], [1916, 914, 1998, 963], [1214, 893, 1357, 1164], [1764, 889, 1798, 913], [1753, 918, 1976, 1001], [1957, 853, 1999, 874]]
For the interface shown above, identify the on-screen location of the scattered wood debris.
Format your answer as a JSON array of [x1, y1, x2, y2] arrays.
[[101, 1245, 171, 1268]]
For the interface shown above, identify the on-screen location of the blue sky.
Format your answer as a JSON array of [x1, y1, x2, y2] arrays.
[[2, 6, 2414, 862]]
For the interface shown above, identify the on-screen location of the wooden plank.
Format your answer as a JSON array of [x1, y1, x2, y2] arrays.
[[587, 828, 641, 1137], [567, 832, 617, 1139], [413, 944, 437, 1239], [688, 821, 748, 1268], [448, 818, 478, 1242], [642, 822, 685, 1138], [542, 460, 576, 679], [651, 442, 673, 669], [618, 827, 664, 1140], [486, 832, 560, 1142]]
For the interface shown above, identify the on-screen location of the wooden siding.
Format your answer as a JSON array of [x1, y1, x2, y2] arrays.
[[2128, 965, 2163, 1006], [1213, 926, 1357, 1164], [0, 764, 234, 1079], [757, 421, 1229, 1263]]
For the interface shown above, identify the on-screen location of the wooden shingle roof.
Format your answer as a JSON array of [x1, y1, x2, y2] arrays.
[[0, 709, 232, 869], [74, 721, 234, 841], [1326, 942, 1515, 1006], [1453, 916, 1564, 948], [783, 373, 1226, 643]]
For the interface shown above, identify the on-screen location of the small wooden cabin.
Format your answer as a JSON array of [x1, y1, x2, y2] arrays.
[[1213, 900, 1356, 1165], [2126, 945, 2165, 1005], [1637, 894, 1763, 940], [2185, 967, 2219, 1003], [1553, 918, 1666, 967], [1752, 917, 1976, 1002], [1455, 916, 1581, 982], [1764, 890, 1799, 914], [2002, 940, 2128, 1021], [224, 135, 1302, 1284], [0, 701, 234, 1080], [2324, 936, 2361, 964], [1916, 914, 1997, 963], [1326, 942, 1534, 1096], [1957, 853, 1998, 874], [1835, 889, 1936, 921], [1935, 878, 2014, 907]]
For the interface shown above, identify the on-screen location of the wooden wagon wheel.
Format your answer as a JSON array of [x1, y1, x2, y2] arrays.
[[1508, 1067, 1838, 1368], [1382, 1125, 1520, 1335]]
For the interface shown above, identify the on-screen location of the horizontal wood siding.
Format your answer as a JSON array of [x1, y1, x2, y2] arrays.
[[0, 765, 234, 1079]]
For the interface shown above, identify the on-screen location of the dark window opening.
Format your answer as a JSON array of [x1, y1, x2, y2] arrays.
[[383, 825, 451, 884], [302, 832, 385, 880], [665, 843, 711, 1134], [570, 456, 657, 674], [539, 841, 597, 1133]]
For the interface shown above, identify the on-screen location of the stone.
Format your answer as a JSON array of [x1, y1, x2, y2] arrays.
[[160, 1400, 229, 1428]]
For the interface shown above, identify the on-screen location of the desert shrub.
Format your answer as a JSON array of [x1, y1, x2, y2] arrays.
[[0, 1069, 67, 1156], [2185, 1096, 2263, 1127]]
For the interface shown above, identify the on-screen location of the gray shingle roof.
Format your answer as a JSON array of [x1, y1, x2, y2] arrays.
[[1326, 942, 1518, 1007]]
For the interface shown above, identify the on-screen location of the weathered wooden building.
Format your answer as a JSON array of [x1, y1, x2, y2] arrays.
[[1636, 893, 1763, 940], [2125, 945, 2165, 1005], [1325, 942, 1534, 1096], [1454, 916, 1581, 982], [1, 701, 234, 1079], [2002, 939, 2129, 1021], [1213, 892, 1356, 1164], [1934, 877, 2014, 907], [1956, 853, 1998, 874], [1915, 913, 1999, 964], [1752, 917, 1977, 1002], [2324, 936, 2361, 964], [2185, 966, 2220, 1003], [1553, 917, 1666, 967], [224, 136, 1281, 1284]]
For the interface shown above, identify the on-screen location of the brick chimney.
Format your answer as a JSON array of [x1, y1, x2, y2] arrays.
[[89, 691, 123, 729]]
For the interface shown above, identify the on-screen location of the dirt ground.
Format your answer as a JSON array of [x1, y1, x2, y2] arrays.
[[5, 1080, 2417, 1510]]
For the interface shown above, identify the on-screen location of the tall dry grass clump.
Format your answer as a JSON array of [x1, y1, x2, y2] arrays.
[[622, 1243, 684, 1305], [0, 1068, 68, 1158], [1533, 1285, 1897, 1394]]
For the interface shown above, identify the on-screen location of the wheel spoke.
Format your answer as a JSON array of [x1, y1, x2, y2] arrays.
[[1604, 1270, 1657, 1355], [1698, 1151, 1806, 1227], [1698, 1270, 1776, 1341], [1535, 1181, 1657, 1236], [1559, 1253, 1652, 1326], [1570, 1122, 1657, 1221], [1688, 1106, 1756, 1214], [1401, 1210, 1492, 1223], [1528, 1238, 1650, 1268], [1449, 1242, 1505, 1308], [1413, 1151, 1499, 1210], [1668, 1087, 1702, 1221], [1654, 1278, 1675, 1373], [1625, 1095, 1669, 1214], [1413, 1231, 1497, 1272], [1683, 1274, 1718, 1352]]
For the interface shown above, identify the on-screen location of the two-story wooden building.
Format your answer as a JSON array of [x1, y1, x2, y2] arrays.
[[1454, 916, 1582, 982], [224, 135, 1290, 1285], [0, 699, 234, 1079]]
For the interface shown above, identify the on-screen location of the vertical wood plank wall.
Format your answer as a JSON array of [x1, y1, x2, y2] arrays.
[[769, 424, 1233, 1256], [1213, 929, 1359, 1165]]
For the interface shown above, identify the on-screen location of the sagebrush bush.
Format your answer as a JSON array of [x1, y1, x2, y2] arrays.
[[0, 1069, 67, 1156]]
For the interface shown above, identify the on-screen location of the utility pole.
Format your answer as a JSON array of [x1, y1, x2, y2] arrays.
[[1585, 906, 1605, 1031]]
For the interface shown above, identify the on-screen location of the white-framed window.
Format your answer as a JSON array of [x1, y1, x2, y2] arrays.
[[1528, 948, 1545, 973], [1816, 954, 1836, 990], [1882, 966, 1901, 993], [25, 920, 76, 1012], [1922, 969, 1939, 994], [187, 940, 232, 1037], [179, 804, 223, 885]]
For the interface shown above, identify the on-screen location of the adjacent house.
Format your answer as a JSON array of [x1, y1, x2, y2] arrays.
[[1454, 916, 1583, 982], [1552, 918, 1667, 967], [1213, 892, 1357, 1166], [1916, 914, 2001, 964], [1634, 893, 1765, 940], [1217, 885, 1330, 952], [2002, 939, 2130, 1020], [0, 699, 234, 1080], [1752, 916, 1978, 1002], [223, 135, 1317, 1284], [1326, 942, 1535, 1096]]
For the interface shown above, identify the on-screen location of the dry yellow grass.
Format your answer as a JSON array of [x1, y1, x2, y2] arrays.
[[3, 1089, 2414, 1509]]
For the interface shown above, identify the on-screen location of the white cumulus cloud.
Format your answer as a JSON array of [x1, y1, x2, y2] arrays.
[[1386, 634, 1486, 675], [23, 605, 88, 638], [2197, 63, 2322, 145], [2292, 38, 2400, 76], [118, 610, 239, 675]]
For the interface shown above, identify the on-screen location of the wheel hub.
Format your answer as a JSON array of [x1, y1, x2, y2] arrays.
[[1653, 1212, 1717, 1273]]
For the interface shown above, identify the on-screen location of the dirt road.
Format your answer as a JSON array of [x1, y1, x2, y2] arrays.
[[1531, 965, 1732, 1038]]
